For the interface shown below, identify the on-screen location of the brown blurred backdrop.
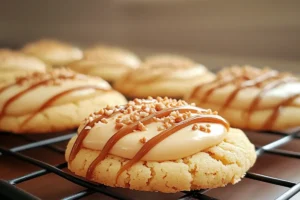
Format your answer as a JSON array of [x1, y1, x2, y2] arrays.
[[0, 0, 299, 66]]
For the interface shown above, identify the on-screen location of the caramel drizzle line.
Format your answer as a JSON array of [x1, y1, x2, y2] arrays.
[[85, 106, 224, 179], [192, 68, 299, 129], [0, 74, 77, 120], [0, 77, 29, 94], [115, 115, 229, 182], [19, 85, 111, 129], [0, 83, 16, 94], [246, 77, 297, 128], [220, 70, 279, 110], [68, 99, 158, 163], [262, 93, 300, 129], [189, 70, 251, 101], [68, 106, 127, 162]]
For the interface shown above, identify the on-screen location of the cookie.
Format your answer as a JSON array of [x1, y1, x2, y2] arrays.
[[65, 97, 256, 193], [0, 69, 127, 134], [0, 49, 46, 83], [185, 65, 300, 131], [113, 54, 215, 98], [68, 45, 140, 83], [22, 39, 83, 67]]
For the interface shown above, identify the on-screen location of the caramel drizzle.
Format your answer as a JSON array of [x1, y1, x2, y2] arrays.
[[191, 68, 300, 129], [69, 106, 199, 163], [248, 77, 298, 129], [262, 93, 300, 129], [115, 115, 229, 182], [19, 85, 110, 129], [0, 83, 16, 94], [189, 68, 251, 101], [68, 106, 127, 162], [71, 106, 229, 180], [69, 99, 158, 162], [220, 71, 279, 110], [0, 74, 77, 120], [85, 106, 202, 179]]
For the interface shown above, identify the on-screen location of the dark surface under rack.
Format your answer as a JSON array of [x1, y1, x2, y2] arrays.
[[0, 128, 300, 200]]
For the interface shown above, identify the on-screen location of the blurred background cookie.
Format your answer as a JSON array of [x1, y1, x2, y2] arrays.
[[0, 48, 47, 84], [186, 65, 300, 131], [0, 68, 127, 134], [22, 39, 83, 68], [68, 45, 140, 83], [114, 54, 215, 98]]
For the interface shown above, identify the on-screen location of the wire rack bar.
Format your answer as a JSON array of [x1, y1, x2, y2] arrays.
[[17, 133, 75, 153], [179, 192, 218, 200], [11, 134, 74, 153], [0, 127, 299, 199], [62, 189, 95, 200], [245, 172, 296, 188], [0, 180, 40, 200], [9, 162, 68, 185], [255, 131, 299, 156], [256, 147, 300, 159], [276, 183, 300, 200], [0, 147, 131, 200]]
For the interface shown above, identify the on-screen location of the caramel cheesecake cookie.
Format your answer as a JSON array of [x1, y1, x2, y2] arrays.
[[22, 39, 83, 67], [186, 65, 300, 131], [113, 55, 215, 98], [68, 45, 140, 83], [0, 69, 127, 134], [0, 49, 46, 83], [65, 97, 256, 193]]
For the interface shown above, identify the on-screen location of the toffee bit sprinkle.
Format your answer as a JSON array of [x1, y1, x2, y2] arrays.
[[115, 123, 124, 130], [175, 116, 183, 123], [100, 118, 108, 124], [139, 137, 147, 144], [192, 124, 199, 130], [157, 126, 166, 131], [104, 109, 114, 116], [83, 97, 220, 133], [199, 125, 206, 132], [140, 111, 149, 118], [137, 121, 147, 131], [155, 103, 165, 111]]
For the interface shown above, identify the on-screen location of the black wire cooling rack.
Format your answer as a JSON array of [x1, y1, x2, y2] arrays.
[[0, 129, 300, 200]]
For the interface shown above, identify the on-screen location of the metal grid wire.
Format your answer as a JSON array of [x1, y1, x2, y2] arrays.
[[0, 129, 300, 200]]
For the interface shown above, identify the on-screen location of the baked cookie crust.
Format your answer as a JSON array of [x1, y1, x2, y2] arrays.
[[66, 128, 256, 193]]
